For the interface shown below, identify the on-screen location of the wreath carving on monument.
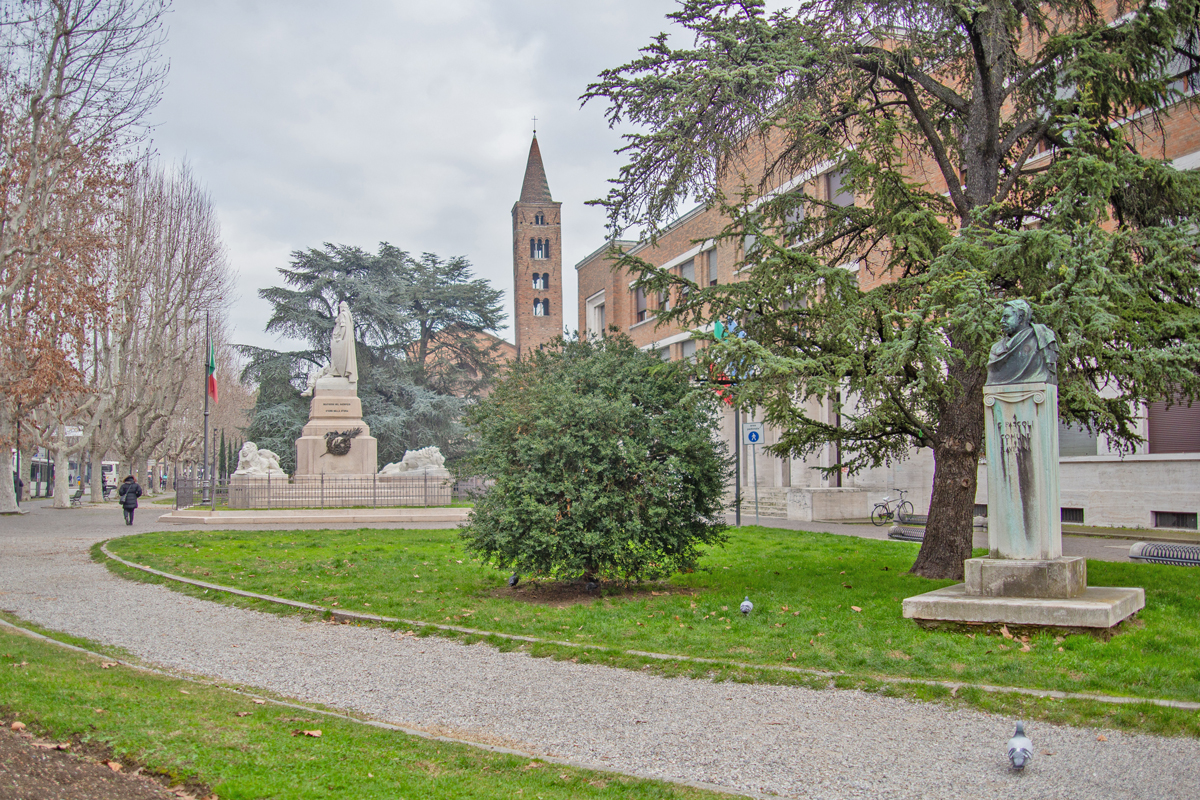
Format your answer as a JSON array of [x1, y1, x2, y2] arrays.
[[324, 427, 363, 456]]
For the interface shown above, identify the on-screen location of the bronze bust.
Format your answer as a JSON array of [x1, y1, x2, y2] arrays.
[[986, 299, 1058, 385]]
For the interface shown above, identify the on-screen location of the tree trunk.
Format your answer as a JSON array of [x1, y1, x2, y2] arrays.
[[19, 444, 32, 500], [51, 439, 71, 508], [90, 451, 104, 503], [0, 403, 17, 513], [909, 367, 986, 580]]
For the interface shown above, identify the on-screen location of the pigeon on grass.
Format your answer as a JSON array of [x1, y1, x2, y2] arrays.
[[507, 573, 520, 588], [740, 597, 753, 615], [1007, 722, 1033, 770]]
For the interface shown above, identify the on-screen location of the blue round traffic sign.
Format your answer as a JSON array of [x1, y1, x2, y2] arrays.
[[747, 431, 760, 443]]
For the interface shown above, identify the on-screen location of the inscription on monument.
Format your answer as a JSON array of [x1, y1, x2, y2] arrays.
[[996, 419, 1032, 456]]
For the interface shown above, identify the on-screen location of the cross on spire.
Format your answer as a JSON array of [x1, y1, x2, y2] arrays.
[[532, 115, 538, 135]]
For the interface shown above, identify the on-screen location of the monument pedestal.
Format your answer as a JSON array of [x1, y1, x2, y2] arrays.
[[295, 385, 378, 477], [904, 381, 1143, 633]]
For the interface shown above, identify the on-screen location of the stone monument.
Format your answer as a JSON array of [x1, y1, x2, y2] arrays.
[[294, 301, 379, 478], [903, 300, 1144, 632]]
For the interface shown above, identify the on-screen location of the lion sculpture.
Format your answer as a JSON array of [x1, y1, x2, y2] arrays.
[[379, 446, 448, 476], [233, 442, 286, 477]]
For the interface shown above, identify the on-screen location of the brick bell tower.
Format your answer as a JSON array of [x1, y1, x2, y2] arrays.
[[512, 132, 562, 358]]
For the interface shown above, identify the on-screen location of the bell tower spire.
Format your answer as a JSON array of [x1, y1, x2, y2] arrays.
[[512, 133, 562, 358]]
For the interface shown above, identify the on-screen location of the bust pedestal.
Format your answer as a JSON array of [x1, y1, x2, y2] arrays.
[[294, 379, 378, 478], [904, 381, 1143, 633]]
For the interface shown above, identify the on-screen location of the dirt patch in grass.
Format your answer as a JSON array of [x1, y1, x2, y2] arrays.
[[0, 712, 214, 800], [487, 580, 701, 608]]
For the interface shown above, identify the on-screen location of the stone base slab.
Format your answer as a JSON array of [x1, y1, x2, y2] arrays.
[[964, 556, 1086, 599], [902, 583, 1144, 630], [161, 507, 470, 525], [786, 487, 869, 521]]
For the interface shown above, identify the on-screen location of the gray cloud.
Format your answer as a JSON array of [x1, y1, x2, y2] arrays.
[[150, 0, 682, 351]]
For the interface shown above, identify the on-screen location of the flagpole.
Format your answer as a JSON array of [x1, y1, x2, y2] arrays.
[[202, 310, 210, 504]]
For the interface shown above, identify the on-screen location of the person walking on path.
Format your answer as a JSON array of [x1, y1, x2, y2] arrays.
[[118, 476, 142, 525]]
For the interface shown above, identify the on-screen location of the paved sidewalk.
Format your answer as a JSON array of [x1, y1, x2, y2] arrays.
[[1, 501, 1197, 799]]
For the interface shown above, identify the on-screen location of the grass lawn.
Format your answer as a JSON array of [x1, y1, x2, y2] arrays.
[[0, 621, 734, 800], [104, 526, 1200, 736]]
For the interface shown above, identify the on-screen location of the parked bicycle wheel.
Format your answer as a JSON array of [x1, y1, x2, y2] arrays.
[[896, 501, 915, 523], [871, 505, 890, 526]]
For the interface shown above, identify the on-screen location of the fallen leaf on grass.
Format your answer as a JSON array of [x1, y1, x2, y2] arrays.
[[997, 644, 1010, 651], [522, 761, 543, 770], [106, 760, 122, 772], [30, 742, 70, 751], [965, 633, 975, 639], [234, 712, 251, 717], [1097, 734, 1107, 742], [1001, 625, 1014, 640], [1041, 750, 1056, 756], [179, 690, 190, 694], [252, 699, 265, 705], [842, 583, 853, 589], [850, 606, 862, 612], [291, 729, 322, 737], [100, 662, 118, 669], [1020, 644, 1032, 652], [950, 687, 958, 697], [10, 721, 25, 731]]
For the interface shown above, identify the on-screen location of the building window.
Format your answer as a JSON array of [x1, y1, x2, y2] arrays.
[[1148, 397, 1200, 453], [541, 298, 550, 316], [541, 272, 550, 290], [1154, 511, 1198, 530], [1061, 507, 1085, 524], [532, 274, 544, 290], [681, 338, 697, 361], [533, 298, 544, 316], [586, 291, 606, 337], [1059, 421, 1098, 457], [532, 238, 550, 259], [826, 167, 854, 208], [534, 212, 545, 225], [707, 251, 718, 286], [634, 287, 647, 322], [679, 258, 694, 299]]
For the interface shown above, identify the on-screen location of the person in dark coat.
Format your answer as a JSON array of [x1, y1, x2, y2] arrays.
[[118, 475, 142, 525]]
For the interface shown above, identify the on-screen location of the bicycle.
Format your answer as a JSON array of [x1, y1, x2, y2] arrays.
[[871, 489, 914, 526]]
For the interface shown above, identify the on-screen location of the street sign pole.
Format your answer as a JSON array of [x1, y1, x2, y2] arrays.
[[743, 422, 764, 525]]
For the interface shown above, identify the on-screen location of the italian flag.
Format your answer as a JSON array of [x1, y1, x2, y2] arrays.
[[206, 338, 218, 404]]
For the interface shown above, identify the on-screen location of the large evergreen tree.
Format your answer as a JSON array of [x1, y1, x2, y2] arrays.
[[240, 243, 506, 471], [586, 1, 1200, 578]]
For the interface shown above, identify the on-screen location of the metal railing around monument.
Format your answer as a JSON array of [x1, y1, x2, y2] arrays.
[[173, 474, 489, 511]]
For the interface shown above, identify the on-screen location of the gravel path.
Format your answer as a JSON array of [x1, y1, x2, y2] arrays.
[[2, 501, 1197, 799]]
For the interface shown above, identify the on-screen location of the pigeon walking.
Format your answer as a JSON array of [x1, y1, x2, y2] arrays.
[[1007, 722, 1033, 770], [740, 597, 753, 615], [507, 573, 520, 588]]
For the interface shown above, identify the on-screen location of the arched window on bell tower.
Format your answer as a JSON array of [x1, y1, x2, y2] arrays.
[[533, 298, 544, 316]]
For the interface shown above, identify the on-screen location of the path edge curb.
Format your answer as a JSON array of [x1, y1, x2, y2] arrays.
[[98, 538, 1200, 714]]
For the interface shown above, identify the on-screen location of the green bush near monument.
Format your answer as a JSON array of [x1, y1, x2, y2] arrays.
[[459, 333, 730, 583]]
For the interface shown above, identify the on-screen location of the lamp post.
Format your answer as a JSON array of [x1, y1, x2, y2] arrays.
[[202, 310, 210, 504]]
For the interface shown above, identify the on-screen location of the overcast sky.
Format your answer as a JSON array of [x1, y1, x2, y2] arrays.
[[148, 0, 696, 352]]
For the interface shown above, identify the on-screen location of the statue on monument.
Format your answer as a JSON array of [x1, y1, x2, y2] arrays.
[[301, 300, 359, 397], [986, 299, 1058, 386], [330, 300, 357, 382]]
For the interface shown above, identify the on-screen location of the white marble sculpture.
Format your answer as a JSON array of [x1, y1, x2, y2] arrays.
[[300, 301, 358, 397], [233, 442, 286, 477], [380, 446, 448, 476], [330, 301, 357, 382]]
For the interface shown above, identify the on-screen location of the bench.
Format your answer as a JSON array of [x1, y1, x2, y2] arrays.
[[69, 487, 84, 507], [1128, 541, 1200, 566], [888, 525, 925, 542]]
